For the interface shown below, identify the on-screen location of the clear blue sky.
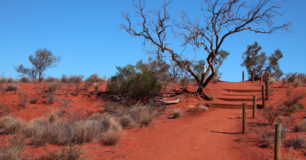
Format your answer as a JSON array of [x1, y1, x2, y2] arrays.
[[0, 0, 305, 82]]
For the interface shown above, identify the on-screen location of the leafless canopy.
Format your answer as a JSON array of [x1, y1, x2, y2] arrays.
[[122, 0, 288, 99]]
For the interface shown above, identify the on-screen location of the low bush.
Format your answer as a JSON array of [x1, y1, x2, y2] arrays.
[[103, 132, 121, 146], [0, 103, 10, 116], [45, 77, 59, 83], [0, 116, 22, 134], [280, 95, 303, 115], [6, 84, 18, 91], [284, 135, 306, 149], [19, 77, 30, 83], [24, 113, 121, 147], [35, 146, 83, 160], [30, 97, 39, 104], [107, 61, 162, 100], [262, 105, 281, 125], [18, 92, 28, 109], [85, 74, 103, 87], [294, 119, 306, 132], [128, 105, 155, 127], [68, 76, 83, 84], [61, 75, 69, 83], [0, 137, 24, 160], [254, 126, 275, 148], [119, 114, 136, 129]]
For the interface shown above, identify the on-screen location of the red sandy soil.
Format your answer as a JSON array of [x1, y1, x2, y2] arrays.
[[0, 80, 305, 160]]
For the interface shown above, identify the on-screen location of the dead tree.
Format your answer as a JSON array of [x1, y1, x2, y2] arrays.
[[122, 0, 288, 99]]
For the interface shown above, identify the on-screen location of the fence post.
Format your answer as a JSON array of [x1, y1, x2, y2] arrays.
[[253, 95, 257, 118], [266, 73, 270, 100], [242, 103, 247, 134], [262, 85, 265, 108], [275, 123, 282, 160]]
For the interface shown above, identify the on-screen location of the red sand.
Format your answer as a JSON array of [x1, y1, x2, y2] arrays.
[[0, 80, 305, 160]]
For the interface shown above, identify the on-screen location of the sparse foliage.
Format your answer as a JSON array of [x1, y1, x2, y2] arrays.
[[123, 0, 288, 99], [15, 49, 60, 81], [241, 42, 283, 80]]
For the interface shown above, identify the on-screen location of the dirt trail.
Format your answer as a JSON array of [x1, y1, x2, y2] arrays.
[[86, 108, 254, 160]]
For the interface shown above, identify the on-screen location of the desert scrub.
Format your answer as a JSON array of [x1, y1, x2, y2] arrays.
[[85, 74, 103, 87], [18, 92, 28, 109], [0, 103, 10, 116], [0, 137, 24, 160], [35, 146, 83, 160], [119, 114, 136, 129], [107, 61, 162, 100], [24, 113, 121, 146], [102, 131, 121, 145], [294, 119, 306, 132], [6, 83, 18, 91], [0, 116, 22, 134], [284, 135, 306, 149], [19, 77, 30, 83], [128, 105, 155, 127]]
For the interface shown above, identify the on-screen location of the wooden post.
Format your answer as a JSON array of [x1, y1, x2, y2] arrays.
[[275, 123, 282, 160], [262, 85, 265, 108], [242, 103, 247, 134], [253, 95, 257, 118], [260, 71, 263, 84], [242, 71, 244, 82], [252, 69, 255, 83], [266, 73, 270, 100]]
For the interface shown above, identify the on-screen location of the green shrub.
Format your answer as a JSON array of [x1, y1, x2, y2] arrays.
[[107, 61, 162, 100]]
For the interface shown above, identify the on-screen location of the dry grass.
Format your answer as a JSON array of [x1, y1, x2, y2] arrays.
[[18, 92, 28, 109], [35, 146, 83, 160], [281, 95, 304, 115], [0, 137, 24, 160], [129, 105, 155, 127], [85, 74, 103, 87], [284, 135, 306, 149], [119, 114, 136, 129], [47, 82, 61, 93], [44, 77, 59, 83], [0, 116, 22, 134], [294, 119, 306, 132], [103, 132, 121, 145], [0, 103, 10, 116], [262, 105, 281, 125], [24, 113, 121, 147], [254, 126, 275, 148]]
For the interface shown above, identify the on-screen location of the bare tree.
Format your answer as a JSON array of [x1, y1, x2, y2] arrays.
[[122, 0, 288, 99], [16, 49, 60, 81]]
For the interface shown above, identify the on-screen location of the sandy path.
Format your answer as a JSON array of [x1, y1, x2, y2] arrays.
[[90, 108, 252, 160]]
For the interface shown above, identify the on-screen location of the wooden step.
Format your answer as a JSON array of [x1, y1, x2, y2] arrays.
[[225, 89, 262, 93], [208, 103, 264, 109], [217, 97, 263, 102]]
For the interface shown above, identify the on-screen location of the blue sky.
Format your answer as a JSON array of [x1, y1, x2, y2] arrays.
[[0, 0, 305, 82]]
